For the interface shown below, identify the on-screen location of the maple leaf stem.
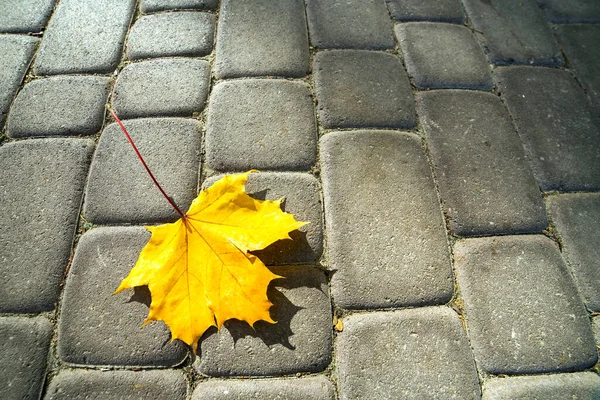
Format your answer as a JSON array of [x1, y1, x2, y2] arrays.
[[108, 107, 186, 219]]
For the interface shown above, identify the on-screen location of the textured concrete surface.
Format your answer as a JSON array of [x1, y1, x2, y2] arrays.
[[112, 58, 211, 118], [8, 76, 110, 138], [192, 376, 336, 399], [2, 1, 599, 398], [0, 317, 52, 400]]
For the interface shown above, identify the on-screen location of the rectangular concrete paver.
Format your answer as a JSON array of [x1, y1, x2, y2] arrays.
[[554, 24, 600, 112], [321, 131, 452, 309], [396, 22, 492, 90], [0, 139, 94, 313], [313, 50, 416, 129], [417, 90, 548, 236], [386, 0, 465, 23], [44, 370, 187, 400], [34, 0, 136, 75], [127, 12, 215, 60], [547, 193, 600, 311], [0, 35, 38, 124], [204, 172, 323, 265], [59, 227, 188, 367], [337, 307, 481, 400], [7, 76, 110, 138], [0, 0, 54, 33], [215, 0, 309, 78], [461, 0, 563, 66], [305, 0, 394, 50], [141, 0, 219, 12], [196, 266, 332, 376], [454, 235, 597, 374], [84, 118, 201, 224], [495, 66, 600, 191], [537, 0, 600, 23], [112, 58, 211, 119], [192, 376, 336, 400], [205, 80, 317, 172], [0, 317, 52, 400], [482, 372, 600, 400]]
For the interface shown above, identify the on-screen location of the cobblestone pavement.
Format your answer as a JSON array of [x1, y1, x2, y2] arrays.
[[1, 1, 600, 399]]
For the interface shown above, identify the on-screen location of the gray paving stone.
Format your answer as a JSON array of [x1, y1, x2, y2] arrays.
[[196, 266, 332, 376], [112, 58, 211, 118], [337, 307, 481, 400], [320, 131, 452, 309], [0, 317, 52, 400], [141, 0, 219, 12], [59, 227, 188, 366], [482, 372, 600, 400], [7, 76, 110, 138], [203, 172, 323, 265], [0, 0, 55, 33], [84, 118, 201, 224], [537, 0, 600, 23], [454, 235, 598, 374], [547, 193, 600, 311], [34, 0, 136, 75], [417, 90, 547, 236], [0, 139, 94, 312], [215, 0, 309, 78], [593, 316, 600, 345], [313, 50, 416, 129], [555, 24, 600, 112], [461, 0, 563, 66], [305, 0, 394, 50], [192, 376, 336, 399], [496, 67, 600, 191], [0, 35, 38, 124], [127, 12, 215, 60], [396, 22, 492, 90], [44, 369, 187, 400], [205, 80, 317, 172], [386, 0, 465, 23]]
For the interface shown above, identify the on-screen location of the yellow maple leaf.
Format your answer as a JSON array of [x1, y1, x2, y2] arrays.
[[114, 171, 306, 352]]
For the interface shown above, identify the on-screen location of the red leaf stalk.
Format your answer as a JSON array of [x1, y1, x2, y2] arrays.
[[108, 107, 186, 219]]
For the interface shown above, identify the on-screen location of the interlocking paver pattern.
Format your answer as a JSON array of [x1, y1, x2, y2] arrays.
[[547, 193, 600, 311], [305, 0, 394, 50], [59, 227, 188, 367], [8, 76, 110, 138], [0, 0, 54, 33], [2, 1, 600, 398], [0, 35, 38, 124], [215, 0, 309, 78], [386, 0, 465, 23], [34, 0, 135, 75], [496, 66, 600, 191], [196, 266, 332, 376], [0, 317, 52, 400], [192, 376, 336, 399], [337, 307, 481, 400], [396, 22, 492, 90], [482, 372, 600, 399], [554, 24, 600, 111], [84, 118, 201, 224], [205, 79, 317, 171], [44, 370, 187, 400], [321, 131, 452, 309], [462, 0, 563, 66], [112, 58, 210, 118], [127, 12, 215, 60], [454, 235, 597, 374], [417, 90, 548, 236], [313, 50, 415, 129], [0, 139, 94, 312]]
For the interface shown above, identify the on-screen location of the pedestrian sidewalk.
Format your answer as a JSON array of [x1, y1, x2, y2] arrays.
[[1, 0, 599, 399]]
